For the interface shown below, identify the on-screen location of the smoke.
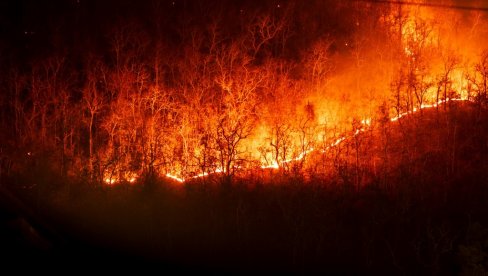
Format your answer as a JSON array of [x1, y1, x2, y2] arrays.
[[304, 0, 488, 128]]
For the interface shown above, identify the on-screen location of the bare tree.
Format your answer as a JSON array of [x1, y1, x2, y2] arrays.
[[213, 41, 263, 182], [82, 60, 106, 178], [390, 68, 407, 118], [391, 16, 436, 116], [467, 51, 488, 115], [296, 102, 317, 169], [259, 59, 296, 170], [436, 51, 459, 111], [304, 38, 333, 89], [246, 14, 287, 58]]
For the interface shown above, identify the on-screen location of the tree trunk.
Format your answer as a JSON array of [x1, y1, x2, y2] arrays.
[[89, 113, 94, 179]]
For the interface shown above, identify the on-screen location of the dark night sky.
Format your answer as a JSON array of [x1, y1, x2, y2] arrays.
[[0, 0, 317, 67], [1, 0, 486, 66], [0, 0, 276, 61]]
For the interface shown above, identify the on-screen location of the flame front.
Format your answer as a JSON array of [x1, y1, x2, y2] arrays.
[[20, 1, 479, 186]]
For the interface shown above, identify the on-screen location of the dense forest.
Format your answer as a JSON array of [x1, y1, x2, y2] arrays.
[[1, 0, 488, 273]]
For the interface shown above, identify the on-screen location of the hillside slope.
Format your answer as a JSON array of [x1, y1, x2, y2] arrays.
[[1, 102, 488, 274]]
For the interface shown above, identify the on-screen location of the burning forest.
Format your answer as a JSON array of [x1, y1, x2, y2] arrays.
[[1, 0, 488, 274]]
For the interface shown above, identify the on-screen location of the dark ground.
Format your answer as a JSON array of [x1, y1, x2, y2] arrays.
[[1, 103, 488, 274]]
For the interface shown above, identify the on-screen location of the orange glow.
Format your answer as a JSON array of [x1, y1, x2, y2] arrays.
[[104, 177, 116, 185], [156, 96, 472, 184], [90, 1, 485, 186], [165, 173, 185, 183], [103, 171, 139, 185]]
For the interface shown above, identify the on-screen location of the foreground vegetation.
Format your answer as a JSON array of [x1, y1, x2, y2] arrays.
[[1, 104, 487, 274]]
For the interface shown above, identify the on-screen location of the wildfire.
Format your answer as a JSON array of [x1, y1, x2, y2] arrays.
[[104, 177, 117, 185], [103, 171, 139, 185], [118, 94, 463, 185], [94, 1, 482, 186], [157, 96, 470, 184], [163, 167, 224, 183], [390, 98, 468, 122], [164, 173, 185, 183]]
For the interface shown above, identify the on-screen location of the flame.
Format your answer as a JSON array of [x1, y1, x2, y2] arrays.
[[361, 118, 371, 126], [164, 167, 224, 183], [390, 97, 470, 123], [159, 97, 470, 184], [103, 171, 139, 185], [165, 173, 185, 183], [104, 177, 116, 185], [260, 162, 280, 169], [99, 1, 480, 186], [101, 93, 471, 185], [452, 69, 469, 100], [404, 47, 414, 57]]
